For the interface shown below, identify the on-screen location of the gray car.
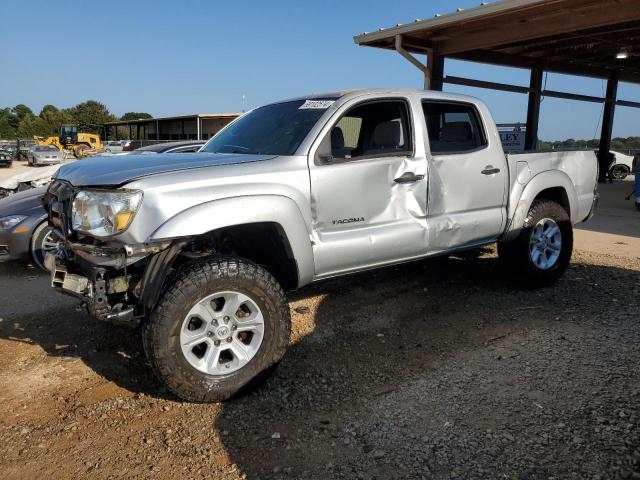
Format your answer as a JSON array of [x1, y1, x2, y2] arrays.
[[28, 145, 63, 166], [0, 187, 58, 270]]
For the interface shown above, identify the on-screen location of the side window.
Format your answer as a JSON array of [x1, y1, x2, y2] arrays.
[[329, 100, 412, 161], [422, 101, 487, 155]]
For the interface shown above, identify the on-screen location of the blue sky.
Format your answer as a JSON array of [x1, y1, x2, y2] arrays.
[[1, 0, 638, 141]]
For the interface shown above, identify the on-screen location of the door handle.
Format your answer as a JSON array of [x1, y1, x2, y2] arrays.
[[394, 172, 424, 184], [481, 166, 501, 175]]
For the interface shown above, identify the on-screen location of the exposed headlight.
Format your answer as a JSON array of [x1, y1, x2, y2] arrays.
[[0, 215, 27, 231], [72, 189, 143, 237]]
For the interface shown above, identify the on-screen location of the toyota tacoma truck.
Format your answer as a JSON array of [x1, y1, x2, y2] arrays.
[[44, 89, 599, 402]]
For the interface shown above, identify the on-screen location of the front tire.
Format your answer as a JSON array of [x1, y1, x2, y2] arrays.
[[498, 200, 573, 287], [31, 223, 60, 271], [143, 256, 291, 402]]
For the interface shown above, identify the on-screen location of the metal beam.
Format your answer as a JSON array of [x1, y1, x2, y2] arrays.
[[525, 69, 543, 150], [598, 71, 619, 182], [443, 75, 530, 94], [450, 50, 628, 83], [444, 75, 640, 110], [616, 99, 640, 109], [541, 89, 604, 104]]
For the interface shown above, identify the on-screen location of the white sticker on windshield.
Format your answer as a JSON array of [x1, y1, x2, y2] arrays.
[[299, 100, 335, 110]]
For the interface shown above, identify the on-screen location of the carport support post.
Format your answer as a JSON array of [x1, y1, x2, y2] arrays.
[[525, 68, 543, 151], [429, 52, 444, 92], [197, 116, 201, 140], [598, 71, 619, 182]]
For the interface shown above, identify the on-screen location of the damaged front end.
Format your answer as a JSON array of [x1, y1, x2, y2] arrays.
[[44, 180, 183, 327]]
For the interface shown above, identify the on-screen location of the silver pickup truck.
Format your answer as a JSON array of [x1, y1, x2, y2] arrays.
[[45, 89, 598, 402]]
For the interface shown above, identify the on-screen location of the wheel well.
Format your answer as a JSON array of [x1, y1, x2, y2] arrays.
[[180, 222, 299, 291], [612, 164, 630, 171], [534, 187, 571, 217]]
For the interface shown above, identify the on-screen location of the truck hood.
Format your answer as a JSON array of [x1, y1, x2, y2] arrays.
[[55, 152, 276, 187]]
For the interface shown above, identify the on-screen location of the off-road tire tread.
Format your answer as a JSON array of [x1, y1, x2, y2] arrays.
[[142, 256, 290, 402], [498, 199, 573, 287]]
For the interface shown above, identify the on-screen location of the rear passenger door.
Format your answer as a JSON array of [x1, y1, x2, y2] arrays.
[[422, 100, 507, 250], [309, 97, 429, 277]]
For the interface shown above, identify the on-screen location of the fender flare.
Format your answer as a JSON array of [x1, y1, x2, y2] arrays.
[[503, 170, 578, 242], [149, 194, 315, 286]]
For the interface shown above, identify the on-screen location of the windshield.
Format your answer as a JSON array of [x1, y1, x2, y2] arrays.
[[35, 146, 57, 152], [201, 99, 333, 156]]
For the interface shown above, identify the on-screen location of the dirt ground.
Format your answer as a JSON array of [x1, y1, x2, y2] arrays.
[[0, 177, 638, 479]]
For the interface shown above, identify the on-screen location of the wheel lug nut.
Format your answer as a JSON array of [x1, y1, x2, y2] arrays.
[[226, 337, 232, 343], [207, 331, 213, 337], [231, 325, 237, 331], [224, 316, 230, 322], [214, 340, 220, 346]]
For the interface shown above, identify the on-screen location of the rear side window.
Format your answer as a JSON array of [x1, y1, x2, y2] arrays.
[[329, 100, 412, 161], [423, 101, 487, 154]]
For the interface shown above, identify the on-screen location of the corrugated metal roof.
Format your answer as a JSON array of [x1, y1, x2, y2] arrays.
[[353, 0, 640, 83]]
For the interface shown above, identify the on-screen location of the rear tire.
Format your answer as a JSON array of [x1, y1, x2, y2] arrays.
[[498, 200, 573, 287], [143, 256, 291, 402], [610, 164, 629, 180]]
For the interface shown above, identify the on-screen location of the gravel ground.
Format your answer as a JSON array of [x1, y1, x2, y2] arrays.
[[0, 245, 638, 479]]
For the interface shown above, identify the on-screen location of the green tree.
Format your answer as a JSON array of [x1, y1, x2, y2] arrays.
[[38, 104, 72, 137], [16, 115, 42, 138], [66, 100, 117, 132], [11, 104, 33, 130], [0, 108, 17, 139], [120, 112, 153, 121]]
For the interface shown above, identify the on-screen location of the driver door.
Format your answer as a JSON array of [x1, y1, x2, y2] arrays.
[[309, 97, 429, 278]]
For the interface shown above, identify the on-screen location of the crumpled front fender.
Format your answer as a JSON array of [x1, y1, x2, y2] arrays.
[[149, 194, 315, 287]]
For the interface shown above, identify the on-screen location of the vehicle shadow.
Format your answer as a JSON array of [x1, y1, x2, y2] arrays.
[[0, 248, 494, 404], [212, 250, 639, 479]]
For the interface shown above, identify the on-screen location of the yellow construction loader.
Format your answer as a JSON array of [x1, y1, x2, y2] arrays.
[[34, 124, 103, 158]]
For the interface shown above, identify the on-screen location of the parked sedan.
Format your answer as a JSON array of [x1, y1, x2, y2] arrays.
[[0, 149, 13, 168], [0, 187, 59, 270], [28, 145, 63, 166]]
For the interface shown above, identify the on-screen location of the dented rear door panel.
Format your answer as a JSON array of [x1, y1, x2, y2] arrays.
[[421, 98, 508, 250]]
